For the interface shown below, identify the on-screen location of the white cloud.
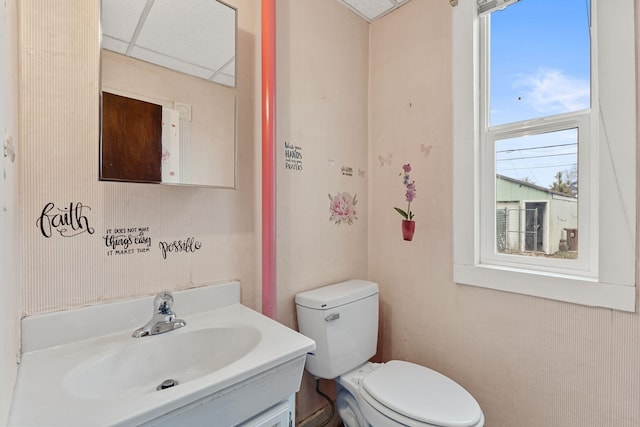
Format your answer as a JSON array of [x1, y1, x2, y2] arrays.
[[514, 68, 590, 114]]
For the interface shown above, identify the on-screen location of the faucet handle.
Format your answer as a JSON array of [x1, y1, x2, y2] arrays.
[[154, 291, 174, 314]]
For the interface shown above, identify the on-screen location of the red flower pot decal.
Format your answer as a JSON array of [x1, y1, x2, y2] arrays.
[[402, 220, 415, 241]]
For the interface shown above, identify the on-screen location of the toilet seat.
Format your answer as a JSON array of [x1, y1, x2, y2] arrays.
[[360, 360, 483, 427]]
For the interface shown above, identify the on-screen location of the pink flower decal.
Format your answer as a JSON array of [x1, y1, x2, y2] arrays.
[[328, 192, 358, 225]]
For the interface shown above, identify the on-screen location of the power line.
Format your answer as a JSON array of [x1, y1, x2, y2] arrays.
[[496, 152, 577, 162], [498, 163, 577, 171], [496, 142, 577, 153]]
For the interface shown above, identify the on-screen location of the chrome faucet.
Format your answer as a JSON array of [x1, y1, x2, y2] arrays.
[[132, 291, 186, 338]]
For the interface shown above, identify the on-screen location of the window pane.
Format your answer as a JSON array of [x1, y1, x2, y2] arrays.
[[489, 0, 591, 126], [495, 130, 578, 258]]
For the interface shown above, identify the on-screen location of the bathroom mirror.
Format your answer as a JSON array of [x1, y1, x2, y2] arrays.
[[100, 0, 237, 187]]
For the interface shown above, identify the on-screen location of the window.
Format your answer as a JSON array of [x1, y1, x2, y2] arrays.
[[482, 1, 588, 272], [452, 0, 636, 311]]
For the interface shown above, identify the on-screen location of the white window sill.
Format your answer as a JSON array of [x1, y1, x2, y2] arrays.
[[454, 263, 635, 312]]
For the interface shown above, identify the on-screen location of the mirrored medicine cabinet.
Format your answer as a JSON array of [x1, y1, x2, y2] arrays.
[[99, 0, 237, 188]]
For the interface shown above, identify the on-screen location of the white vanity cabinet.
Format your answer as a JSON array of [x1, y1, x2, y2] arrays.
[[145, 393, 295, 427], [237, 396, 294, 427]]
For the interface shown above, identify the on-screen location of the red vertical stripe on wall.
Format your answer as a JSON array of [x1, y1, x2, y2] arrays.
[[261, 0, 277, 319]]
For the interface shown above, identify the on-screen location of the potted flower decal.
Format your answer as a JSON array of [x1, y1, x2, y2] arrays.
[[329, 192, 358, 225], [394, 163, 416, 241]]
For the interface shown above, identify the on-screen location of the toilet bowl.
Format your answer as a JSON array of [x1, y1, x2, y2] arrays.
[[337, 361, 484, 427], [295, 280, 484, 427]]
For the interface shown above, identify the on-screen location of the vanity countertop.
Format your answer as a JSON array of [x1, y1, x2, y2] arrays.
[[9, 282, 315, 426]]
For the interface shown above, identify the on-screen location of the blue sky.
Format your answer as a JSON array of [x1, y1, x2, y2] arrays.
[[490, 0, 590, 189]]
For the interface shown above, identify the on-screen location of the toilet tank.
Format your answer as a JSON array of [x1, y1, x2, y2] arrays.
[[295, 280, 379, 379]]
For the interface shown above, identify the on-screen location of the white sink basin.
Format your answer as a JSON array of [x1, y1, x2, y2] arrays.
[[63, 326, 261, 399], [9, 282, 316, 426]]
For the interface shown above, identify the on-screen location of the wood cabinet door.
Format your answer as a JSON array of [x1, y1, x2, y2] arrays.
[[101, 92, 162, 182]]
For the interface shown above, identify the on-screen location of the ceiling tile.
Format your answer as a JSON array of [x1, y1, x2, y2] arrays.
[[339, 0, 411, 22], [101, 0, 236, 87]]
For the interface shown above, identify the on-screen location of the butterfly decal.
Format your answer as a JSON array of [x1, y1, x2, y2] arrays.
[[421, 144, 432, 157], [326, 158, 336, 168], [377, 153, 392, 166], [358, 168, 366, 178]]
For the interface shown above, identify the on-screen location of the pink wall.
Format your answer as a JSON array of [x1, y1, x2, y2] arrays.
[[275, 0, 369, 422], [0, 0, 21, 422], [369, 1, 640, 425], [17, 0, 262, 316]]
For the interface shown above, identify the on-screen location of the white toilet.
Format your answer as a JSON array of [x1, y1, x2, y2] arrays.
[[295, 279, 484, 427]]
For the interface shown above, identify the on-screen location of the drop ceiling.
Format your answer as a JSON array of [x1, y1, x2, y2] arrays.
[[338, 0, 414, 22], [101, 0, 236, 87], [100, 0, 411, 87]]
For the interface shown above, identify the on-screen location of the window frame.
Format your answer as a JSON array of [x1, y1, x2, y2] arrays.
[[452, 0, 636, 311], [481, 112, 592, 275]]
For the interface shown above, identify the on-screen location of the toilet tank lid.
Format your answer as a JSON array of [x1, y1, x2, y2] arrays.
[[295, 280, 379, 310]]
